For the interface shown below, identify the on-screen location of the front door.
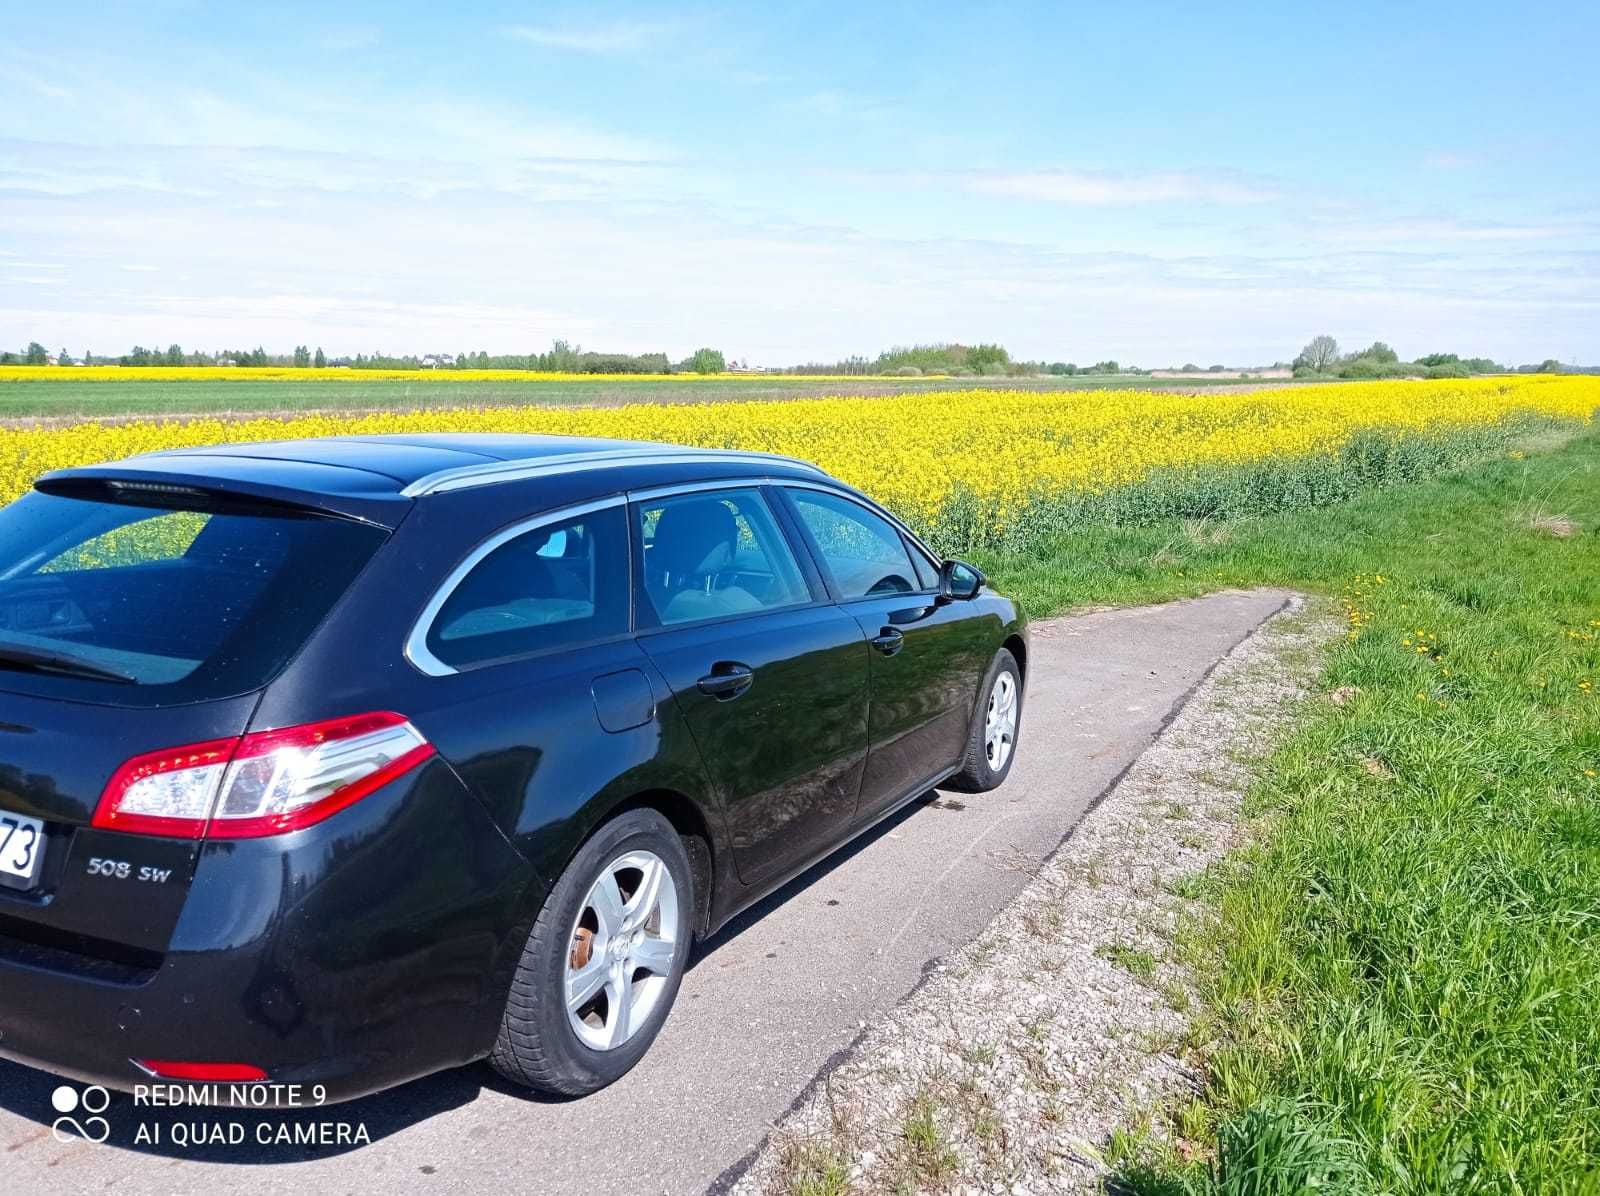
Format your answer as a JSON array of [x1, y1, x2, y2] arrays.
[[631, 485, 870, 886], [779, 486, 989, 822]]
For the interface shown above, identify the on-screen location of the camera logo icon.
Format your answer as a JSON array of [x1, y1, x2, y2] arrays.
[[50, 1084, 111, 1143]]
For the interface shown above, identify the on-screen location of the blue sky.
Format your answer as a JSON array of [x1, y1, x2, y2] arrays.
[[1, 0, 1596, 365]]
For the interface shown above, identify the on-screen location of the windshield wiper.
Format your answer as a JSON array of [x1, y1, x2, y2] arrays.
[[0, 641, 138, 684]]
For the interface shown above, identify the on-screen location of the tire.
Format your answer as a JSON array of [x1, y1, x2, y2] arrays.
[[947, 648, 1023, 793], [490, 808, 693, 1096]]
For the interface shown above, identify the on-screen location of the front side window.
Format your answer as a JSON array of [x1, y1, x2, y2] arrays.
[[786, 489, 919, 599], [637, 488, 810, 626], [426, 506, 628, 668], [906, 540, 940, 590]]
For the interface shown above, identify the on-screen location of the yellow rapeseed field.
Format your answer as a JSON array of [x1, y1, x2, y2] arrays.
[[0, 376, 1593, 548]]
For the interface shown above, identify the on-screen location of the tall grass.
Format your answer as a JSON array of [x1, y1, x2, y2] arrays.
[[979, 429, 1600, 1192]]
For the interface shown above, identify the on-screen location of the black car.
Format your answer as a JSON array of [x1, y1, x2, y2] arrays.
[[0, 434, 1027, 1100]]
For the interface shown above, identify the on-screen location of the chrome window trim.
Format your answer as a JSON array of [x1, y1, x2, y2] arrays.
[[401, 450, 825, 497], [404, 495, 627, 677], [624, 477, 773, 504], [778, 480, 943, 576]]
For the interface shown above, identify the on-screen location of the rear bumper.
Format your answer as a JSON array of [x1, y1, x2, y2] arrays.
[[0, 940, 438, 1103], [0, 761, 539, 1104]]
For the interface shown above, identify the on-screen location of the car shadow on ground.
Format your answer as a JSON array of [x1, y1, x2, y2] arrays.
[[686, 787, 940, 962], [0, 789, 940, 1164]]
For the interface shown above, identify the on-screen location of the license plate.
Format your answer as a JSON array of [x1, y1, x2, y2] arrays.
[[0, 810, 45, 887]]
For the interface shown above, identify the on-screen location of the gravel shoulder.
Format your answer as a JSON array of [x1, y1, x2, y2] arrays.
[[728, 595, 1338, 1195]]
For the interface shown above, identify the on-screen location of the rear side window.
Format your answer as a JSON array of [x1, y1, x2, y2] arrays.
[[637, 488, 811, 627], [425, 505, 629, 669], [0, 489, 387, 705], [786, 489, 919, 599]]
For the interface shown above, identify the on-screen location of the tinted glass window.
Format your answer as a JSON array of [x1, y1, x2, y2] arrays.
[[787, 489, 918, 599], [0, 488, 386, 705], [427, 505, 628, 668], [638, 488, 810, 626], [906, 540, 940, 590]]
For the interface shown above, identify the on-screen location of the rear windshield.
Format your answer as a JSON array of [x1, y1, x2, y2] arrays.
[[0, 488, 387, 705]]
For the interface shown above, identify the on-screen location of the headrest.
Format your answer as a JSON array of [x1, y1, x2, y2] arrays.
[[652, 500, 738, 580]]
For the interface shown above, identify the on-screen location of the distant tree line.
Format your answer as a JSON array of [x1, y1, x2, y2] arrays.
[[774, 343, 1144, 378], [1288, 336, 1587, 379], [0, 343, 334, 368], [0, 339, 734, 374], [4, 335, 1590, 378], [343, 342, 731, 374]]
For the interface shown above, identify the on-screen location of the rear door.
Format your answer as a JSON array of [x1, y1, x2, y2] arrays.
[[630, 484, 870, 886], [779, 485, 989, 823]]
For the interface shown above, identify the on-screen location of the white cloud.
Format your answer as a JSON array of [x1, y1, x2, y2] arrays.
[[0, 139, 673, 210], [314, 24, 382, 52], [5, 169, 1596, 366], [1421, 151, 1478, 170], [964, 169, 1282, 206], [503, 21, 670, 54], [1316, 218, 1584, 245], [405, 101, 663, 164], [0, 62, 72, 101], [0, 53, 666, 168]]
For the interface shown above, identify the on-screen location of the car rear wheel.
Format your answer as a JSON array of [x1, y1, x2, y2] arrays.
[[490, 808, 693, 1096], [948, 648, 1023, 793]]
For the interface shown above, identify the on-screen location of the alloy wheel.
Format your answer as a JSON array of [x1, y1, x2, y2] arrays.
[[565, 850, 681, 1051], [984, 671, 1017, 771]]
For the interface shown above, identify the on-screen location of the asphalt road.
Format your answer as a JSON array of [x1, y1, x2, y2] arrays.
[[0, 588, 1292, 1195]]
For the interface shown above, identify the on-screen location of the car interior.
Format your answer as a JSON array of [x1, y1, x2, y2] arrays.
[[640, 493, 809, 626], [428, 514, 625, 666]]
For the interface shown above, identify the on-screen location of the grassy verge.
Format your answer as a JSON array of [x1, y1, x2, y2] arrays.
[[975, 429, 1600, 1190]]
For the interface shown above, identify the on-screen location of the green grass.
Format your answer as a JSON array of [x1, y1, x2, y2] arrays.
[[0, 372, 1285, 421], [979, 430, 1600, 1191], [1098, 941, 1160, 981], [772, 1140, 850, 1196], [894, 1090, 960, 1188]]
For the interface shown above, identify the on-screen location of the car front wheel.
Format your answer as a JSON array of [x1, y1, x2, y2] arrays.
[[490, 808, 693, 1096], [948, 648, 1023, 792]]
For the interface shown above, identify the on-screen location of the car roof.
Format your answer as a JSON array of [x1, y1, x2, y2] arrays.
[[34, 433, 833, 528]]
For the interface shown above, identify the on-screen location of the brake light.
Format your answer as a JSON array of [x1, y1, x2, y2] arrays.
[[94, 712, 435, 840]]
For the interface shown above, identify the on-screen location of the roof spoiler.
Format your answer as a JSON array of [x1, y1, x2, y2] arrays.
[[33, 468, 408, 529]]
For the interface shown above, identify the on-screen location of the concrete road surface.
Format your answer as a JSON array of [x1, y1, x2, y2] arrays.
[[0, 589, 1293, 1195]]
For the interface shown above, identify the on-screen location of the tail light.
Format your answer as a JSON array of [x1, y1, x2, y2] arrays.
[[94, 712, 435, 840], [136, 1060, 268, 1083]]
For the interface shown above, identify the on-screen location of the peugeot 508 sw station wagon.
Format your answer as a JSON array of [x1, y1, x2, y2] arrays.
[[0, 434, 1027, 1099]]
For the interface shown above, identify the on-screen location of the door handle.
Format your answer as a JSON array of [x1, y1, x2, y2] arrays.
[[871, 627, 905, 656], [697, 663, 755, 699]]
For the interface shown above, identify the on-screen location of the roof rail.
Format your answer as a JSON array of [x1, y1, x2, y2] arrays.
[[400, 447, 827, 497]]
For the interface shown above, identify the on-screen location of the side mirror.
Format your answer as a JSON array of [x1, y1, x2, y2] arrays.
[[938, 559, 985, 602]]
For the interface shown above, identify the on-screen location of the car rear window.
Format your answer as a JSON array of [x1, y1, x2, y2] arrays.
[[0, 488, 387, 705]]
